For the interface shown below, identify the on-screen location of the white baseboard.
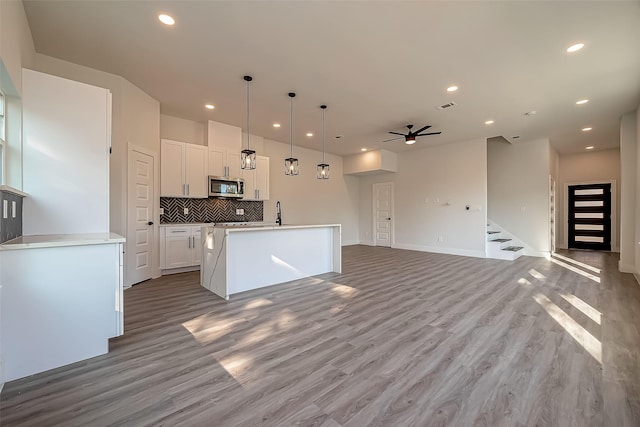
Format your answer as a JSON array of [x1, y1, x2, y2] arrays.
[[523, 248, 548, 258], [160, 266, 200, 276], [341, 240, 360, 246], [359, 240, 375, 246], [393, 243, 486, 259], [619, 261, 636, 274]]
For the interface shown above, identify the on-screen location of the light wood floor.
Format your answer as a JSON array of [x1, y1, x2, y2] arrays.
[[2, 246, 640, 426]]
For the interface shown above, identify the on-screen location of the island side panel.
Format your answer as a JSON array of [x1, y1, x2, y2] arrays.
[[226, 227, 334, 295], [200, 226, 228, 299], [333, 225, 342, 273]]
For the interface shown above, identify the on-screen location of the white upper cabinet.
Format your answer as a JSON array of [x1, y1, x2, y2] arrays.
[[206, 120, 241, 150], [243, 155, 270, 201], [206, 120, 243, 178], [161, 139, 208, 198]]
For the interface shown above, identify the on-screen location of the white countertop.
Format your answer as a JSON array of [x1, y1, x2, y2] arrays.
[[0, 233, 125, 250], [0, 185, 28, 197], [206, 223, 341, 232], [160, 222, 273, 227]]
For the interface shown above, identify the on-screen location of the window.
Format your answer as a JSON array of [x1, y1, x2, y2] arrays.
[[0, 90, 5, 184]]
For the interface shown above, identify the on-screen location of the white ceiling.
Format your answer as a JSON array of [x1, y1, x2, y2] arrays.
[[22, 1, 640, 156]]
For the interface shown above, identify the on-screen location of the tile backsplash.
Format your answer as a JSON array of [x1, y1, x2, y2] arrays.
[[160, 197, 263, 224]]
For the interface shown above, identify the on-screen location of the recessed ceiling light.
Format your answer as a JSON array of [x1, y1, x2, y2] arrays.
[[566, 43, 584, 53], [158, 14, 175, 26], [273, 123, 281, 128], [306, 133, 313, 137], [446, 85, 458, 92], [576, 99, 589, 105], [361, 148, 367, 152], [205, 104, 214, 110], [585, 146, 595, 150], [582, 127, 592, 132], [485, 120, 494, 125]]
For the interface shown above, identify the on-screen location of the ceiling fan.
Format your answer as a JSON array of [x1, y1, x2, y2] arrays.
[[383, 124, 441, 144]]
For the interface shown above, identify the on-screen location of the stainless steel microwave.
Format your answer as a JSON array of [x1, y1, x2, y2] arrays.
[[208, 176, 244, 198]]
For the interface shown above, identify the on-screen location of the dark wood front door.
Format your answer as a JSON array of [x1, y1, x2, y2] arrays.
[[568, 183, 611, 251]]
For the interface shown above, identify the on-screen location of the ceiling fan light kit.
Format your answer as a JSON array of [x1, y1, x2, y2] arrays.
[[240, 75, 256, 170], [285, 92, 299, 176], [383, 124, 442, 144], [317, 105, 330, 179]]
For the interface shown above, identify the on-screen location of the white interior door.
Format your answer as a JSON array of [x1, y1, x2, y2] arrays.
[[373, 182, 393, 247], [127, 147, 156, 286]]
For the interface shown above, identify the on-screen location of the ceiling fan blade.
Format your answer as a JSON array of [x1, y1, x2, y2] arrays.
[[413, 125, 431, 134], [388, 131, 406, 136], [415, 132, 442, 137], [382, 136, 404, 143]]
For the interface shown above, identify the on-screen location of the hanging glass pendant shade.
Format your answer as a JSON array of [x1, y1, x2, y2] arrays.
[[285, 92, 299, 176], [317, 104, 330, 179], [241, 75, 256, 170]]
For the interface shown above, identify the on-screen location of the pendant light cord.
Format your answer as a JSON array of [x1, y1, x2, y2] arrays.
[[322, 106, 326, 163], [289, 94, 294, 158], [246, 78, 251, 150]]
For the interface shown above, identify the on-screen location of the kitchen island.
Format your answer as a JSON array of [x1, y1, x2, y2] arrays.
[[200, 224, 341, 300]]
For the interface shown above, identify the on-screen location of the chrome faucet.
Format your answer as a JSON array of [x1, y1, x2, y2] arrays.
[[276, 201, 282, 226]]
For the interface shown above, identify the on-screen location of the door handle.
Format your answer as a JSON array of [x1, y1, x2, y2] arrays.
[[148, 221, 154, 226]]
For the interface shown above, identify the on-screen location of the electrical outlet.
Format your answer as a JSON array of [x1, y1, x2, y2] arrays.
[[159, 207, 165, 215], [183, 207, 189, 215], [438, 236, 444, 243], [236, 208, 245, 215]]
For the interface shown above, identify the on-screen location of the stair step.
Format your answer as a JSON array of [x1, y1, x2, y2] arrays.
[[487, 231, 500, 235], [502, 246, 524, 252], [490, 238, 511, 243]]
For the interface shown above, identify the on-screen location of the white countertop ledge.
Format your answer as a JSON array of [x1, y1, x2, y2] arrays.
[[0, 185, 28, 197], [207, 223, 341, 232], [0, 233, 125, 250]]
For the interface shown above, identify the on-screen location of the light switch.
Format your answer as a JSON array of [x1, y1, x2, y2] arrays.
[[159, 207, 165, 215]]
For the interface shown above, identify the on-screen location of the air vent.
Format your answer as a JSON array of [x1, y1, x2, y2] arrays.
[[436, 101, 457, 110]]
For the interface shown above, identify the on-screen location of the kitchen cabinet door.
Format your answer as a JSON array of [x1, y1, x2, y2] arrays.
[[191, 226, 203, 266], [208, 147, 226, 177], [161, 140, 185, 197], [162, 227, 191, 269], [227, 151, 242, 178], [255, 156, 270, 200], [185, 144, 208, 198], [242, 168, 257, 201]]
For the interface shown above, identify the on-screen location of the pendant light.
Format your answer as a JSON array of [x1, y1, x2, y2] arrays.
[[241, 75, 256, 170], [285, 92, 299, 175], [317, 105, 330, 179]]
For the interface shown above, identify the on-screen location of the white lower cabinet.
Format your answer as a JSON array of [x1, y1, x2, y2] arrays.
[[161, 225, 202, 270]]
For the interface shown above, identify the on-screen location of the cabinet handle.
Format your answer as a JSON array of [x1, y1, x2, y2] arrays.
[[187, 183, 190, 195]]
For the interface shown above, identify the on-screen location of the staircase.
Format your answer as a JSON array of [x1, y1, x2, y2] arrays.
[[486, 223, 524, 261]]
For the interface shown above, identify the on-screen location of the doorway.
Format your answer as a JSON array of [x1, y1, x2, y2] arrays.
[[127, 145, 158, 286], [372, 182, 393, 247], [568, 183, 611, 251]]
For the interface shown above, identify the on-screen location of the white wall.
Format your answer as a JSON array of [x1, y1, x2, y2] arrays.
[[556, 148, 621, 251], [620, 112, 637, 271], [0, 0, 35, 95], [636, 104, 640, 280], [160, 114, 205, 146], [262, 139, 360, 245], [488, 138, 551, 254], [359, 138, 487, 257], [32, 54, 160, 237]]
